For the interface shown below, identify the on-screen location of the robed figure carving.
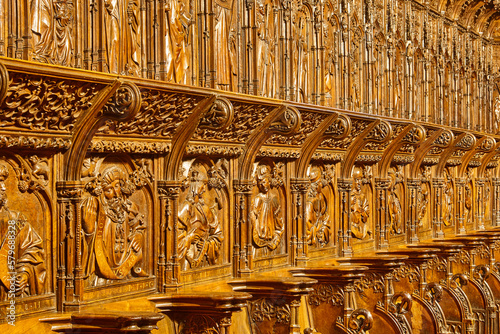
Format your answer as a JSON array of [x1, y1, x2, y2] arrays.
[[165, 0, 190, 83], [177, 167, 223, 270], [306, 166, 331, 247], [251, 165, 284, 251], [0, 164, 46, 299], [351, 168, 371, 239], [81, 166, 147, 286]]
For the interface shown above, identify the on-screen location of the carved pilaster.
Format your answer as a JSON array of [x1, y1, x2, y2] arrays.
[[407, 178, 421, 244], [338, 178, 353, 257], [432, 178, 446, 238], [492, 178, 500, 227], [375, 178, 390, 250], [158, 180, 182, 288], [455, 178, 466, 235], [233, 179, 253, 277], [56, 181, 85, 312], [291, 178, 310, 266], [475, 178, 486, 230]]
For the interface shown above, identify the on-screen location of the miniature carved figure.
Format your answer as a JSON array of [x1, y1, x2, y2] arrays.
[[214, 0, 234, 90], [165, 0, 190, 83], [256, 0, 276, 97], [351, 168, 371, 239], [125, 0, 141, 76], [306, 167, 330, 247], [105, 0, 120, 74], [81, 166, 147, 286], [52, 0, 74, 66], [0, 163, 46, 299], [443, 170, 454, 227], [31, 0, 53, 62], [251, 165, 284, 250], [388, 171, 403, 234], [293, 11, 309, 102], [177, 167, 223, 270]]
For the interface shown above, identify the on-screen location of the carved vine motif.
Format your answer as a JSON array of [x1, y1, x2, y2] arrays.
[[427, 255, 448, 272], [193, 103, 275, 142], [306, 165, 334, 248], [354, 272, 385, 295], [0, 135, 71, 150], [107, 90, 204, 137], [393, 263, 420, 283], [250, 298, 291, 324], [321, 119, 371, 149], [90, 139, 171, 154], [178, 315, 222, 334], [308, 283, 344, 306], [177, 160, 226, 270], [268, 111, 329, 146], [251, 163, 284, 250], [14, 155, 49, 193], [1, 73, 104, 131], [81, 164, 148, 286], [0, 162, 46, 300], [351, 166, 372, 240]]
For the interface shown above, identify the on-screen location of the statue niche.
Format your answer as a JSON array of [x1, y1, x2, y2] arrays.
[[443, 168, 454, 227], [305, 165, 334, 248], [81, 162, 148, 287], [0, 162, 46, 300], [351, 166, 372, 240], [256, 0, 277, 98], [251, 163, 285, 254], [177, 159, 226, 270], [417, 166, 431, 230]]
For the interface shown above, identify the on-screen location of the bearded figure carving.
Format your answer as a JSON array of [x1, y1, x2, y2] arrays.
[[81, 166, 147, 286]]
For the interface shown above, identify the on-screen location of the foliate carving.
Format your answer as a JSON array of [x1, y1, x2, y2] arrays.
[[0, 135, 71, 150], [186, 145, 243, 157], [251, 164, 284, 250], [111, 91, 204, 137], [269, 106, 301, 135], [433, 130, 453, 147], [348, 309, 373, 333], [392, 155, 415, 165], [0, 62, 8, 105], [178, 162, 224, 270], [178, 315, 222, 334], [250, 298, 291, 324], [0, 163, 46, 300], [1, 73, 104, 131], [451, 250, 471, 265], [199, 97, 234, 130], [308, 284, 344, 306], [355, 272, 385, 294], [14, 155, 49, 193], [268, 112, 328, 147], [393, 264, 420, 283], [354, 154, 382, 164], [90, 139, 170, 154], [480, 137, 496, 152], [455, 133, 476, 150], [81, 165, 148, 286], [258, 148, 301, 159], [427, 255, 448, 272], [325, 115, 351, 139]]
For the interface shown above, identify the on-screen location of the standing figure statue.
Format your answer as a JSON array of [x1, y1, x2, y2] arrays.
[[177, 168, 223, 270], [351, 169, 371, 239], [165, 0, 190, 83], [125, 0, 141, 76], [214, 0, 234, 90], [52, 0, 74, 66], [251, 165, 284, 250], [388, 172, 402, 234], [0, 164, 46, 300], [81, 166, 147, 286], [104, 0, 121, 74], [31, 0, 53, 62], [306, 167, 330, 247]]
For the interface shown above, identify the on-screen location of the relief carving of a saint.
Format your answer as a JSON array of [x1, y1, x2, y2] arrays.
[[351, 168, 371, 240], [81, 166, 147, 286], [177, 166, 223, 270], [0, 163, 46, 299], [306, 166, 331, 247], [251, 165, 284, 250], [105, 0, 121, 74], [165, 0, 190, 83], [31, 0, 54, 62], [256, 0, 276, 98], [443, 169, 454, 227], [388, 169, 403, 235]]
